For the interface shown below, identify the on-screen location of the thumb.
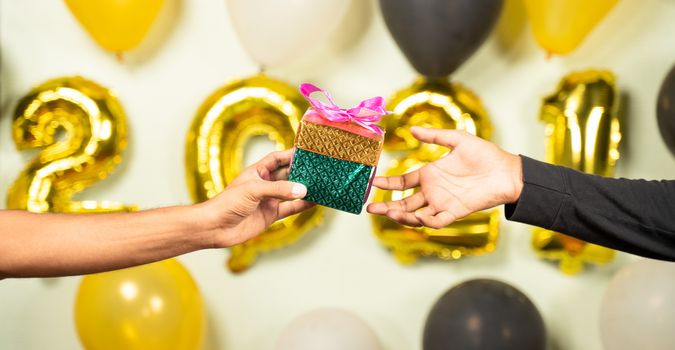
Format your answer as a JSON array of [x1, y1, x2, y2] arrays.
[[246, 180, 307, 201], [410, 127, 470, 148]]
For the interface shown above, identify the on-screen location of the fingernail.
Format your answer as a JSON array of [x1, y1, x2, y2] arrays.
[[292, 183, 307, 198]]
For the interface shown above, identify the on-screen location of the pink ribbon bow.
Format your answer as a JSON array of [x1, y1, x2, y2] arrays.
[[300, 83, 386, 136]]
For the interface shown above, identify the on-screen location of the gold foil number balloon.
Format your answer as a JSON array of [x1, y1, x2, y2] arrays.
[[533, 70, 621, 274], [75, 259, 205, 350], [7, 76, 135, 214], [372, 78, 499, 264], [185, 74, 324, 272]]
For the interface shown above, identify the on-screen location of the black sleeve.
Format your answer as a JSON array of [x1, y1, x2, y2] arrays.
[[505, 155, 675, 261]]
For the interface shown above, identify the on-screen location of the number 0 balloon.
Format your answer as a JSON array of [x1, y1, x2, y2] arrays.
[[185, 74, 324, 272]]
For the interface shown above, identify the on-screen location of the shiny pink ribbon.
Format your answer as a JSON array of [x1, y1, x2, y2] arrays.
[[300, 83, 385, 136]]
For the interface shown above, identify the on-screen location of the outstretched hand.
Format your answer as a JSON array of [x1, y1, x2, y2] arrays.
[[367, 127, 523, 228], [0, 149, 313, 278], [199, 149, 314, 247]]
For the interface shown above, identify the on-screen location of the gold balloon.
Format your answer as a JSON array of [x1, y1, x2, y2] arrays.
[[64, 0, 164, 55], [7, 76, 135, 214], [185, 74, 324, 273], [383, 77, 492, 151], [372, 78, 499, 264], [524, 0, 617, 55], [533, 70, 621, 274], [75, 259, 205, 350]]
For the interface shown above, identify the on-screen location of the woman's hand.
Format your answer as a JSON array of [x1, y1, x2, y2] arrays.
[[197, 149, 314, 247], [367, 127, 522, 228]]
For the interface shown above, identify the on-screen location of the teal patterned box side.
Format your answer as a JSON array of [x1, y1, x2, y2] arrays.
[[288, 148, 374, 214]]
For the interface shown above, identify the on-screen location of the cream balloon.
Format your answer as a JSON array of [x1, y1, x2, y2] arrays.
[[226, 0, 348, 68], [600, 259, 675, 350], [276, 308, 380, 350]]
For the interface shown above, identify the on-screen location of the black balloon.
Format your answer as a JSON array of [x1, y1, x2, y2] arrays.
[[657, 64, 675, 157], [379, 0, 503, 78], [423, 279, 546, 350]]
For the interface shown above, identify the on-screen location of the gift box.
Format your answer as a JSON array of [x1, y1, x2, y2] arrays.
[[289, 84, 386, 214]]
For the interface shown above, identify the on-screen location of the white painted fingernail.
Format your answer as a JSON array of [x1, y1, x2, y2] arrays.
[[292, 183, 307, 198]]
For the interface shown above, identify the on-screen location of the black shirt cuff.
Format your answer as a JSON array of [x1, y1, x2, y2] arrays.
[[504, 156, 569, 230]]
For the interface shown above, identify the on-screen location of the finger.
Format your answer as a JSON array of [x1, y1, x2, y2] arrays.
[[367, 192, 426, 215], [231, 149, 294, 185], [386, 210, 422, 227], [396, 192, 427, 211], [415, 210, 456, 229], [254, 149, 294, 179], [416, 206, 436, 217], [366, 202, 387, 215], [270, 166, 290, 181], [229, 167, 257, 187], [246, 180, 307, 201], [277, 200, 316, 219], [372, 170, 420, 191], [410, 127, 470, 148]]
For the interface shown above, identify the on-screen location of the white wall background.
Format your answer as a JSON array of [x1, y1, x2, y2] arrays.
[[1, 0, 674, 349]]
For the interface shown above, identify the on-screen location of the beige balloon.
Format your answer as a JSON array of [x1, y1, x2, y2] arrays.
[[276, 308, 380, 350], [600, 259, 675, 350], [225, 0, 348, 68]]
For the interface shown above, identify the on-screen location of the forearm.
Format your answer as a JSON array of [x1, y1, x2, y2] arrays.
[[506, 156, 675, 261], [0, 206, 215, 278]]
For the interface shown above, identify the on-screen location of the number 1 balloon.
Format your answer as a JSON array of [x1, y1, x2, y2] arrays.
[[532, 70, 621, 274]]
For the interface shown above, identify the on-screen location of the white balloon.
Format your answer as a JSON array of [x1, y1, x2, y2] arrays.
[[600, 259, 675, 350], [226, 0, 348, 68], [276, 308, 381, 350]]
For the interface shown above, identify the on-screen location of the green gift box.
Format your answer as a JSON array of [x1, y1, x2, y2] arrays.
[[290, 148, 375, 214]]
